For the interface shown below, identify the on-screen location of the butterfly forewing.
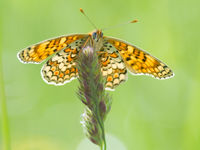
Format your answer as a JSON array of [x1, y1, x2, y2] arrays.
[[41, 37, 88, 85], [105, 37, 174, 79], [17, 34, 87, 64]]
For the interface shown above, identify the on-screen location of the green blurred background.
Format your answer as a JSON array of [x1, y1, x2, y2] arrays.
[[0, 0, 200, 150]]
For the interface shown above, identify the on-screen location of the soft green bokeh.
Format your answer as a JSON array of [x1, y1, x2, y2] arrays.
[[1, 0, 200, 150]]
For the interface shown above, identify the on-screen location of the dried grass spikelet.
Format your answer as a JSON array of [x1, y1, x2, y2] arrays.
[[76, 46, 112, 149]]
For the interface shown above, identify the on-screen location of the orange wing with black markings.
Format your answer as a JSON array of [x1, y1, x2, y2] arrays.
[[98, 47, 127, 90], [41, 37, 88, 85], [17, 34, 86, 64], [106, 37, 174, 79], [41, 47, 78, 85]]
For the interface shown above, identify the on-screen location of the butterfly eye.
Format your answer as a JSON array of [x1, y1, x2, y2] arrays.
[[92, 32, 97, 39]]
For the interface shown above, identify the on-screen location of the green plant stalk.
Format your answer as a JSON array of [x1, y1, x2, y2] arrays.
[[91, 88, 106, 150], [0, 28, 11, 150], [0, 84, 11, 150], [95, 106, 106, 150], [89, 68, 107, 150]]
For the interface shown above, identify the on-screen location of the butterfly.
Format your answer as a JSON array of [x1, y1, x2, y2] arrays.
[[17, 29, 174, 90]]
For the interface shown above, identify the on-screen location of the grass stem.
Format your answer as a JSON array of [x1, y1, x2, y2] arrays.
[[0, 28, 11, 150]]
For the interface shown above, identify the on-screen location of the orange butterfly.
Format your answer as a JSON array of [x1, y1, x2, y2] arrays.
[[17, 10, 174, 90]]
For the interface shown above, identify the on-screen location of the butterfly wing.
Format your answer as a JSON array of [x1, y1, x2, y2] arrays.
[[98, 42, 128, 90], [17, 34, 87, 64], [41, 37, 88, 85], [105, 37, 174, 79]]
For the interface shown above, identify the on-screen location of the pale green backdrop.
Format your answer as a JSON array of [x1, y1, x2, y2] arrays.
[[0, 0, 200, 150]]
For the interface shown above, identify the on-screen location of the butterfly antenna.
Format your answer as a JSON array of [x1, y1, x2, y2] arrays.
[[103, 19, 138, 31], [80, 8, 98, 29]]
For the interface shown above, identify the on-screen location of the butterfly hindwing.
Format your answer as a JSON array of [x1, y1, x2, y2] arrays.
[[98, 41, 128, 90], [106, 37, 174, 79], [17, 34, 86, 64], [41, 37, 88, 85]]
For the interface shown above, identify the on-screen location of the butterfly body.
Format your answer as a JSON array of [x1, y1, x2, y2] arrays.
[[17, 30, 174, 90]]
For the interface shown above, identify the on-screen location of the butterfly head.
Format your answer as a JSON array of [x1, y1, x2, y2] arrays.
[[90, 30, 103, 42]]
